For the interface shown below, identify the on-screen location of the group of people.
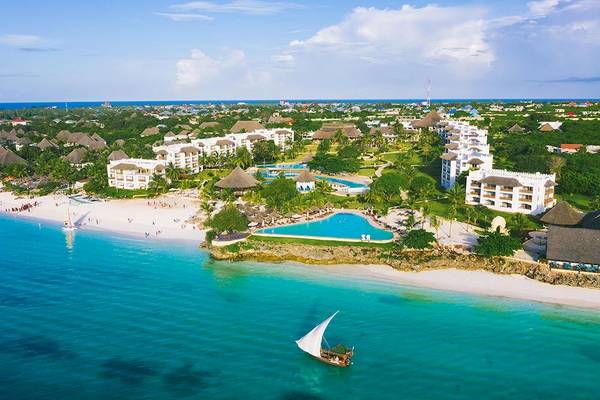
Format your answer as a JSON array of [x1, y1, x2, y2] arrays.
[[3, 201, 39, 213]]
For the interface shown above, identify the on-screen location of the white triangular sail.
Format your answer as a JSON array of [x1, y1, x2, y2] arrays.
[[296, 311, 338, 358]]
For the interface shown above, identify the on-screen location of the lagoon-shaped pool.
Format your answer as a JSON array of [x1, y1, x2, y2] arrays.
[[256, 212, 393, 241]]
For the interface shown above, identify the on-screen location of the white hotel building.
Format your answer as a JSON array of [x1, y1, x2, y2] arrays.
[[107, 158, 167, 190], [153, 128, 294, 168], [466, 169, 556, 215], [438, 121, 493, 189]]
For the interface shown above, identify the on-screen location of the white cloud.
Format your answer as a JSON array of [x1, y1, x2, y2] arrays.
[[155, 12, 214, 21], [527, 0, 560, 17], [176, 48, 245, 88], [271, 53, 295, 65], [290, 6, 495, 67], [172, 0, 299, 15], [0, 34, 48, 49]]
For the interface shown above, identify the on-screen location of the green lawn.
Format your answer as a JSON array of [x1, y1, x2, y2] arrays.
[[358, 167, 376, 177], [556, 193, 594, 211], [248, 235, 395, 249]]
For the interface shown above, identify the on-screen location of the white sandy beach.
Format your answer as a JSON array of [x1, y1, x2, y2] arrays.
[[0, 192, 206, 242], [329, 264, 600, 311]]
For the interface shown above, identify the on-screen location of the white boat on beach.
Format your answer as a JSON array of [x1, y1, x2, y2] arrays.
[[296, 311, 353, 367], [62, 208, 77, 231]]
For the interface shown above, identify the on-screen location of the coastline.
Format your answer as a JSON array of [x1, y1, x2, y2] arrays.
[[0, 192, 207, 243], [327, 263, 600, 311]]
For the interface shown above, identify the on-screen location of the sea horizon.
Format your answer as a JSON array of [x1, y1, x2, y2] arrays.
[[1, 97, 599, 110]]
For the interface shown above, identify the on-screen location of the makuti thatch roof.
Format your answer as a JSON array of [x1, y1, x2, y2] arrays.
[[546, 225, 600, 265], [540, 201, 584, 226], [108, 150, 129, 161], [508, 123, 525, 133], [141, 127, 160, 137], [230, 120, 264, 133], [63, 148, 88, 164], [294, 169, 317, 183], [215, 166, 258, 189], [37, 138, 58, 150], [0, 148, 26, 166], [199, 121, 220, 129], [412, 111, 442, 129]]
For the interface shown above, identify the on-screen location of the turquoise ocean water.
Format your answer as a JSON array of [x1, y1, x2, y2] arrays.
[[1, 214, 600, 399]]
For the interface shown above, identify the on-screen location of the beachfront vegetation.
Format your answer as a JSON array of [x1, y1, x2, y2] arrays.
[[400, 229, 436, 249], [207, 205, 249, 234], [473, 231, 522, 257]]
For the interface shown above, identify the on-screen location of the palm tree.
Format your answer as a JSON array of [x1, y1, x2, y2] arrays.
[[200, 201, 213, 218], [166, 162, 179, 184], [420, 202, 432, 229], [148, 173, 168, 195], [429, 215, 441, 240], [446, 183, 465, 238], [509, 213, 529, 237]]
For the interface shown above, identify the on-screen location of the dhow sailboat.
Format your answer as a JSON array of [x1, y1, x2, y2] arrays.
[[296, 311, 353, 367]]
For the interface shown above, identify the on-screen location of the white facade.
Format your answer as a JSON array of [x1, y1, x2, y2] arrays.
[[107, 158, 167, 190], [466, 169, 556, 215], [154, 143, 203, 173], [438, 121, 493, 189], [154, 128, 294, 162]]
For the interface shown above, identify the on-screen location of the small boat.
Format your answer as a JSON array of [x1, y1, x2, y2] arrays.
[[62, 208, 77, 231], [295, 311, 353, 367]]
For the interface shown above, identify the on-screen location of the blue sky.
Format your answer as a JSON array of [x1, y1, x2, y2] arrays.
[[0, 0, 598, 101]]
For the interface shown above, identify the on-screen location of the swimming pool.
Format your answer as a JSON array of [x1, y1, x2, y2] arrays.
[[259, 170, 369, 193], [257, 163, 307, 170], [256, 212, 393, 241]]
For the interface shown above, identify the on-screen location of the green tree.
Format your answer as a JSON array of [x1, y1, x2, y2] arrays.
[[402, 229, 436, 249], [260, 177, 298, 209], [208, 205, 249, 234], [232, 146, 253, 169], [474, 231, 521, 257], [252, 140, 280, 164], [148, 173, 169, 195]]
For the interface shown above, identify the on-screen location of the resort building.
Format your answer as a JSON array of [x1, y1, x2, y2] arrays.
[[438, 121, 493, 189], [538, 121, 562, 132], [154, 143, 203, 173], [541, 202, 600, 272], [311, 122, 362, 141], [154, 128, 294, 161], [230, 120, 265, 133], [466, 168, 556, 215], [294, 170, 317, 192], [107, 158, 167, 190]]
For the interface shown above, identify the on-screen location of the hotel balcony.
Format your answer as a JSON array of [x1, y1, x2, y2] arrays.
[[499, 195, 513, 201], [483, 184, 496, 190], [520, 187, 534, 194], [518, 196, 533, 202], [499, 186, 514, 192]]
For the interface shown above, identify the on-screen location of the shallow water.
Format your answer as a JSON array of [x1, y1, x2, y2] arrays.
[[1, 214, 600, 399]]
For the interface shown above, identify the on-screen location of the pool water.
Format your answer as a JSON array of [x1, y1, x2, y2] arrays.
[[256, 212, 393, 241], [257, 163, 307, 170], [259, 170, 369, 191]]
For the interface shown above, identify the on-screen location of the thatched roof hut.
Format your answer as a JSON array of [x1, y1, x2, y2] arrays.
[[141, 127, 160, 137], [37, 138, 58, 150], [108, 150, 129, 161], [62, 148, 88, 165], [294, 169, 317, 183], [230, 120, 264, 133], [412, 111, 442, 129], [508, 123, 525, 133], [215, 166, 258, 190], [0, 148, 26, 166], [547, 225, 600, 265], [540, 201, 584, 226]]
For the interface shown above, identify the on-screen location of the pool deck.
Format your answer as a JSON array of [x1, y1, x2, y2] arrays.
[[252, 209, 396, 243]]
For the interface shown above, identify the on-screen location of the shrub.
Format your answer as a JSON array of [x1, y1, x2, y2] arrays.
[[474, 231, 521, 257], [402, 229, 436, 249], [208, 205, 249, 234]]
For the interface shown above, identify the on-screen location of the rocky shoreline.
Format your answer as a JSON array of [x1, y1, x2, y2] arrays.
[[209, 240, 600, 290]]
